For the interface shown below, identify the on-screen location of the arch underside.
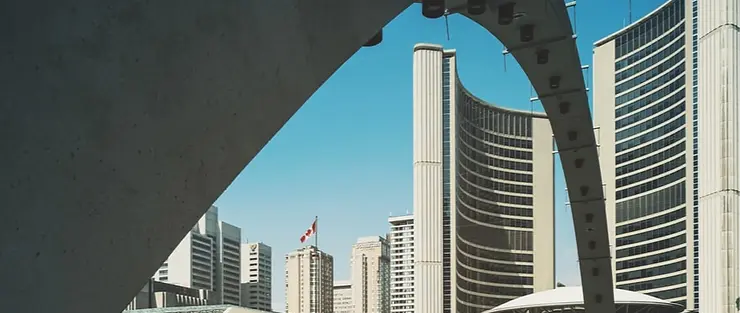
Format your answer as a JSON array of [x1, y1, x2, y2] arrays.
[[0, 0, 613, 312]]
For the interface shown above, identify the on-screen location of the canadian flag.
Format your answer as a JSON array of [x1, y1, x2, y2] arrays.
[[299, 219, 317, 243]]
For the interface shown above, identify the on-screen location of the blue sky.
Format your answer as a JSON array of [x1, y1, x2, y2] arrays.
[[214, 1, 666, 311]]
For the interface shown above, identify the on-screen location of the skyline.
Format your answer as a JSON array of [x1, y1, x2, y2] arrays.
[[212, 1, 669, 311]]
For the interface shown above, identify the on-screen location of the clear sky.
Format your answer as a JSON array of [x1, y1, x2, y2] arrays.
[[213, 1, 666, 311]]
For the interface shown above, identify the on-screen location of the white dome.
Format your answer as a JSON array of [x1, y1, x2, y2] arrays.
[[484, 287, 684, 313]]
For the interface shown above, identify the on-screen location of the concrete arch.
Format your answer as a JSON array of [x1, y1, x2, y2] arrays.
[[0, 0, 613, 312]]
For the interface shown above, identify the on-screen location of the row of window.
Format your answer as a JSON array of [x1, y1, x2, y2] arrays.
[[457, 266, 534, 286], [457, 218, 533, 251], [616, 207, 686, 235], [457, 136, 533, 172], [616, 155, 686, 188], [616, 115, 685, 153], [614, 0, 685, 58], [616, 50, 685, 94], [457, 172, 533, 206], [617, 259, 686, 282], [616, 76, 686, 118], [615, 140, 685, 177], [616, 233, 685, 258], [616, 129, 685, 165], [458, 90, 533, 138], [457, 202, 533, 229], [458, 152, 533, 183], [458, 126, 533, 160], [616, 168, 684, 199], [458, 117, 534, 148], [615, 80, 686, 130], [616, 100, 685, 142], [616, 64, 685, 106], [457, 190, 534, 217], [614, 23, 686, 73], [616, 220, 686, 246], [616, 246, 685, 270], [458, 167, 533, 194], [619, 273, 686, 292]]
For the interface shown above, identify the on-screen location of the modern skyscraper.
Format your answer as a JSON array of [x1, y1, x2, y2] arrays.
[[285, 245, 334, 313], [333, 280, 354, 313], [412, 44, 556, 313], [241, 242, 273, 311], [593, 0, 740, 311], [594, 0, 694, 307], [150, 205, 242, 305], [350, 236, 391, 313], [388, 215, 415, 313]]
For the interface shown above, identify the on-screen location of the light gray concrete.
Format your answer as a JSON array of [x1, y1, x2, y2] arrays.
[[0, 0, 614, 313]]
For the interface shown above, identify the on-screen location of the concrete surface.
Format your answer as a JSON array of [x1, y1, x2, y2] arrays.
[[0, 0, 613, 312]]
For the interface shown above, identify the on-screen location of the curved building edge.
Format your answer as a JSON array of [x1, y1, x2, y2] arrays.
[[412, 43, 555, 313], [593, 0, 703, 310]]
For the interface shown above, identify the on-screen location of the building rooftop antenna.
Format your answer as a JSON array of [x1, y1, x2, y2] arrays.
[[628, 0, 633, 23]]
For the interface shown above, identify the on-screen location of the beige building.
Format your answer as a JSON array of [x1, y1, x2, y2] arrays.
[[413, 43, 555, 313], [333, 280, 354, 313], [285, 246, 334, 313], [593, 0, 740, 311], [350, 236, 390, 313], [388, 215, 414, 313]]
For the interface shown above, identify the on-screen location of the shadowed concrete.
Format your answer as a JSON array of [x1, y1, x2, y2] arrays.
[[0, 0, 411, 312], [0, 0, 613, 312]]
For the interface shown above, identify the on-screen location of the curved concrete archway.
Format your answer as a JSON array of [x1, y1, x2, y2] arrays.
[[0, 0, 613, 312]]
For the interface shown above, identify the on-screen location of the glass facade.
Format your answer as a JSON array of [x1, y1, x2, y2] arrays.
[[453, 74, 537, 312], [612, 0, 689, 307]]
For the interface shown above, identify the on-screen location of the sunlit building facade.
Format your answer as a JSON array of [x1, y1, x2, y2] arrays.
[[594, 0, 740, 311], [413, 44, 555, 313]]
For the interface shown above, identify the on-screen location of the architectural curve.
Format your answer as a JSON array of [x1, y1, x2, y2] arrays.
[[0, 0, 612, 313], [412, 44, 555, 313]]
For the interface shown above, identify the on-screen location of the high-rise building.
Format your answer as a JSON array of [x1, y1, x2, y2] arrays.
[[241, 242, 273, 311], [285, 245, 334, 313], [594, 0, 740, 311], [333, 280, 354, 313], [350, 236, 390, 313], [388, 215, 415, 313], [412, 44, 556, 313], [150, 206, 242, 305], [594, 1, 694, 306]]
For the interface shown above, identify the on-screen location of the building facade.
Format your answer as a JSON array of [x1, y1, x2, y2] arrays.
[[413, 44, 555, 313], [241, 242, 273, 311], [150, 206, 242, 306], [388, 215, 415, 313], [285, 246, 334, 313], [591, 0, 740, 310], [594, 0, 693, 306], [350, 236, 391, 313], [333, 280, 354, 313]]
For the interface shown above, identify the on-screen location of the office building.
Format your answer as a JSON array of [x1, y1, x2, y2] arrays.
[[285, 246, 334, 313], [388, 215, 415, 313], [333, 280, 354, 313], [241, 242, 273, 311], [350, 236, 391, 313], [412, 44, 556, 313], [594, 0, 739, 310], [592, 0, 737, 310], [150, 206, 241, 305]]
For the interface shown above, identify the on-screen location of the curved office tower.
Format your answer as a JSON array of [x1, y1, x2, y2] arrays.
[[594, 0, 692, 307], [413, 44, 555, 313]]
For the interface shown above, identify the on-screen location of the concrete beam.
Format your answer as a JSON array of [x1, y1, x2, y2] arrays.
[[0, 0, 411, 312]]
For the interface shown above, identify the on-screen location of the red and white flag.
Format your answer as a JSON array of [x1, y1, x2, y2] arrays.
[[299, 219, 317, 243]]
